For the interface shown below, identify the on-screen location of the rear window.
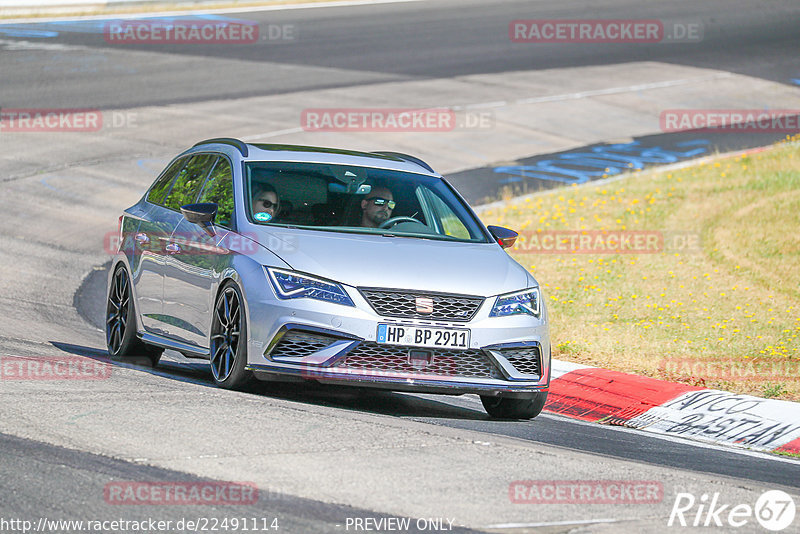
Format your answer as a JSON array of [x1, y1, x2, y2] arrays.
[[163, 154, 218, 212], [146, 157, 186, 206]]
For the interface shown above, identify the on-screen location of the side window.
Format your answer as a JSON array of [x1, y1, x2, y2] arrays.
[[197, 157, 234, 228], [163, 154, 218, 212], [424, 188, 471, 239], [146, 157, 187, 207]]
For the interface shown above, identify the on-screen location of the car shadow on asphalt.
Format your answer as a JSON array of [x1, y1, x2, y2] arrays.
[[49, 341, 490, 421]]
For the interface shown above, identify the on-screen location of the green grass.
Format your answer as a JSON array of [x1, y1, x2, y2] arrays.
[[480, 137, 800, 400], [763, 383, 788, 399]]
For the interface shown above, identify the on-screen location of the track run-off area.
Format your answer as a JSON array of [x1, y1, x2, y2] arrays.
[[1, 0, 800, 532]]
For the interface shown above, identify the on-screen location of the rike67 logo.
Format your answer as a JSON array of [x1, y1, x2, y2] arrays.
[[668, 490, 796, 531]]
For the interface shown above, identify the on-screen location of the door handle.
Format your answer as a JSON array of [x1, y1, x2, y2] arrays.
[[165, 243, 181, 254], [134, 233, 149, 244]]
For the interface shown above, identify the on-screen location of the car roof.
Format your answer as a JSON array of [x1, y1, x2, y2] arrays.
[[191, 138, 439, 177]]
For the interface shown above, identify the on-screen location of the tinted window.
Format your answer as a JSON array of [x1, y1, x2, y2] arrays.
[[146, 157, 187, 206], [244, 162, 489, 243], [163, 154, 218, 212], [197, 157, 234, 228]]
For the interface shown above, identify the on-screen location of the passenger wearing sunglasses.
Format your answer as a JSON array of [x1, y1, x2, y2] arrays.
[[360, 187, 395, 228], [251, 183, 280, 222]]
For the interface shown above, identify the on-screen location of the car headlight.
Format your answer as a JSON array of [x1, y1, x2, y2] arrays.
[[266, 267, 355, 307], [489, 287, 540, 318]]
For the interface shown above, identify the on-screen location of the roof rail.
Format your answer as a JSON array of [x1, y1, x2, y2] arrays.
[[371, 151, 435, 173], [193, 138, 248, 157]]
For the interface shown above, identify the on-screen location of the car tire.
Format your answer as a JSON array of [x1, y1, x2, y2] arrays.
[[106, 265, 163, 367], [480, 391, 548, 420], [209, 281, 253, 390]]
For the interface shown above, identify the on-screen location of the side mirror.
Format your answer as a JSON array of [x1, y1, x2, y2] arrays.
[[487, 225, 518, 249], [181, 203, 218, 225]]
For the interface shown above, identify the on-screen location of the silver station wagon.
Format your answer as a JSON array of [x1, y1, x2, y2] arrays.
[[106, 139, 550, 418]]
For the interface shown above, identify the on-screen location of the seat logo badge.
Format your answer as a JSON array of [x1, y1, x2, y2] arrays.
[[415, 297, 434, 314]]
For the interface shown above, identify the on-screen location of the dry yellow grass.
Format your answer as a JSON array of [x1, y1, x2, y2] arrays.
[[480, 137, 800, 400]]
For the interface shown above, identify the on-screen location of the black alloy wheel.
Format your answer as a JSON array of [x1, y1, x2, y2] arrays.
[[106, 265, 162, 367], [210, 283, 252, 389]]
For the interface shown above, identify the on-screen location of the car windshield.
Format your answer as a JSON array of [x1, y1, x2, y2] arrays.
[[245, 161, 490, 243]]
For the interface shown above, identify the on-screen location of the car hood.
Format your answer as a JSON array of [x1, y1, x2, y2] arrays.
[[254, 227, 531, 297]]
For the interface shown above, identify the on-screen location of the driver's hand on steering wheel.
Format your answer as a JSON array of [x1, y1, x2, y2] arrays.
[[378, 215, 425, 229]]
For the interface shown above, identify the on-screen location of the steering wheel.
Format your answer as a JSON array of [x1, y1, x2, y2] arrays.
[[379, 216, 423, 229]]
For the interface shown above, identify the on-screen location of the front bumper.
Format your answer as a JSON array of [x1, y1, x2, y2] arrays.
[[243, 281, 550, 396]]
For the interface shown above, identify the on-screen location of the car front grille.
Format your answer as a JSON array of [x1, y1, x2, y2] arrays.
[[267, 330, 539, 382], [333, 343, 502, 379], [268, 330, 338, 358], [359, 288, 484, 322], [499, 346, 541, 376]]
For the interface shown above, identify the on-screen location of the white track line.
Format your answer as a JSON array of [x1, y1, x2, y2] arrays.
[[241, 127, 305, 141], [451, 73, 735, 111], [1, 0, 424, 24], [239, 74, 736, 143], [485, 518, 622, 529]]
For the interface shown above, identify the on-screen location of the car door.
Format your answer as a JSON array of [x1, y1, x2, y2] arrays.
[[136, 153, 217, 336], [131, 156, 188, 332], [160, 154, 230, 346]]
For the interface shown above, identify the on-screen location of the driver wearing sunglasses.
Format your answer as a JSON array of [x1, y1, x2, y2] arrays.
[[251, 183, 281, 221], [360, 186, 395, 228]]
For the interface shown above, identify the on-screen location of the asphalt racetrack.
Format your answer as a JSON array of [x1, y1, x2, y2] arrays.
[[1, 0, 800, 532]]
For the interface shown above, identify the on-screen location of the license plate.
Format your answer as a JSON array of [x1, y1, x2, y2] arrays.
[[376, 324, 470, 349]]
